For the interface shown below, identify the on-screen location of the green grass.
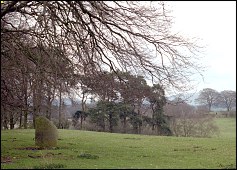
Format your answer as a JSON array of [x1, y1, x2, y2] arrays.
[[1, 117, 236, 169], [214, 117, 236, 138]]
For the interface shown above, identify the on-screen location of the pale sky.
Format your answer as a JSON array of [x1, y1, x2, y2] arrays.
[[166, 1, 236, 93]]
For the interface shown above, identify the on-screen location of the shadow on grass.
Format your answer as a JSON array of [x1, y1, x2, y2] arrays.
[[33, 163, 66, 169], [77, 153, 99, 159], [16, 146, 69, 150]]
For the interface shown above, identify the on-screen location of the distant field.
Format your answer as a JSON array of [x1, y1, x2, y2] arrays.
[[1, 117, 236, 169], [214, 117, 236, 138]]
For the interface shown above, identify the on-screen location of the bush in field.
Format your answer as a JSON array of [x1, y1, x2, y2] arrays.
[[164, 102, 219, 137], [195, 115, 220, 137], [35, 116, 58, 148], [169, 113, 219, 137]]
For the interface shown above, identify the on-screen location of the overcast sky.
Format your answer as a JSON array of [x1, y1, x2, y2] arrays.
[[166, 1, 236, 93]]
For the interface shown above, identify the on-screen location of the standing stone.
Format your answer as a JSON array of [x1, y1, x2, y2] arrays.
[[35, 116, 58, 148]]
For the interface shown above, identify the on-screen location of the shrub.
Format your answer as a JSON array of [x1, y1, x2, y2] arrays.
[[169, 114, 219, 137]]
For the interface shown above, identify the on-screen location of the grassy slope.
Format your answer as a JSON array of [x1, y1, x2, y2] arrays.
[[214, 117, 236, 138], [1, 117, 236, 169]]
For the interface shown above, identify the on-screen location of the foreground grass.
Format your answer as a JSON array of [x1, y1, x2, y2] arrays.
[[1, 118, 236, 169]]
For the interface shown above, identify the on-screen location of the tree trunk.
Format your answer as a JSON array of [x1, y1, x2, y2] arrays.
[[80, 90, 88, 129], [134, 126, 138, 134], [32, 80, 42, 128], [3, 112, 8, 129], [81, 94, 85, 129], [1, 106, 4, 130], [9, 113, 14, 129], [156, 125, 160, 135], [138, 123, 142, 134], [32, 88, 37, 128], [227, 106, 230, 112], [1, 114, 2, 130], [46, 96, 52, 120], [46, 109, 51, 120], [109, 113, 113, 132], [102, 120, 106, 131], [32, 63, 44, 128], [23, 111, 28, 129], [208, 104, 211, 112], [152, 112, 155, 131], [102, 124, 105, 132], [46, 84, 55, 120], [19, 112, 23, 129], [2, 105, 9, 129], [80, 116, 83, 129], [123, 117, 127, 133], [58, 85, 62, 129], [22, 71, 28, 129], [23, 91, 28, 129]]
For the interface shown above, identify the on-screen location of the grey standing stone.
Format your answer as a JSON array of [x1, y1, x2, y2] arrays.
[[35, 116, 58, 148]]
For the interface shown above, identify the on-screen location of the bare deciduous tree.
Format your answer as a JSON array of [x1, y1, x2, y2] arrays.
[[219, 90, 236, 111], [1, 1, 206, 130], [195, 88, 219, 112], [1, 1, 204, 92]]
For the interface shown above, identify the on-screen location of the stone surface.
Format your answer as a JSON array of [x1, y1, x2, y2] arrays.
[[35, 116, 58, 148]]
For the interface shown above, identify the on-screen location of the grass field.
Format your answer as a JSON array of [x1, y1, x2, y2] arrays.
[[214, 117, 236, 138], [1, 117, 236, 169]]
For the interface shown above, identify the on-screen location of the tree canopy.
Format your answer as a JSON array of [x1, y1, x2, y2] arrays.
[[1, 1, 204, 130], [1, 1, 204, 91]]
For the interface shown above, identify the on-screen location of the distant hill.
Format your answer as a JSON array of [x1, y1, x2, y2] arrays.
[[166, 92, 200, 106]]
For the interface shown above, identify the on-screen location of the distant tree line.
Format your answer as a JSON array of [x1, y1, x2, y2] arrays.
[[70, 90, 222, 137], [196, 88, 236, 112], [70, 74, 172, 136]]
